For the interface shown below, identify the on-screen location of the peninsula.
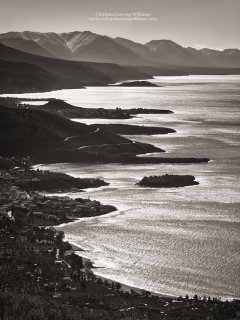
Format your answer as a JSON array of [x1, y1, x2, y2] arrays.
[[21, 98, 173, 119], [96, 124, 176, 135], [17, 168, 108, 192], [0, 157, 116, 226], [0, 99, 209, 165]]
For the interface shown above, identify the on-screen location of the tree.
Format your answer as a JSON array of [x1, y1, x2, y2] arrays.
[[193, 294, 198, 301], [55, 231, 64, 245], [84, 260, 93, 270], [115, 282, 122, 290], [104, 279, 109, 287], [97, 278, 103, 285], [46, 227, 56, 242], [69, 253, 83, 269], [111, 282, 115, 290]]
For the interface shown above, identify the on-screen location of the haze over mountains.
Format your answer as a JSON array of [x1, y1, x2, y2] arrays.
[[0, 31, 240, 68], [0, 30, 240, 94]]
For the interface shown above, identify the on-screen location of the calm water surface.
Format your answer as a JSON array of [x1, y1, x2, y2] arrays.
[[5, 75, 240, 299]]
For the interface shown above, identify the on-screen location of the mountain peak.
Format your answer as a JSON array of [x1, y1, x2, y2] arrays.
[[222, 48, 240, 54], [146, 39, 183, 49]]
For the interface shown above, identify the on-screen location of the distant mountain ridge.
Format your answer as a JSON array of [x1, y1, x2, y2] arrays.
[[0, 31, 239, 67], [0, 37, 54, 58]]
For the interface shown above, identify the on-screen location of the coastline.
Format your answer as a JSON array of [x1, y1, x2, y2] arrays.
[[63, 232, 175, 299], [54, 210, 169, 297], [61, 227, 238, 302]]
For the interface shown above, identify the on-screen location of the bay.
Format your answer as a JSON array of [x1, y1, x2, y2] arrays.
[[6, 75, 240, 299]]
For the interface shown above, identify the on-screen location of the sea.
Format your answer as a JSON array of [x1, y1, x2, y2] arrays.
[[3, 75, 240, 300]]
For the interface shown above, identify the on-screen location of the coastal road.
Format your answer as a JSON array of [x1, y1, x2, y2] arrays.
[[64, 127, 137, 151], [64, 127, 100, 142], [64, 136, 75, 142], [78, 141, 136, 151]]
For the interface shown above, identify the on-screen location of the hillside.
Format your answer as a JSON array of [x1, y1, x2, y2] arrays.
[[0, 43, 152, 93], [0, 104, 162, 162], [0, 60, 63, 93], [199, 48, 240, 68], [0, 104, 127, 154]]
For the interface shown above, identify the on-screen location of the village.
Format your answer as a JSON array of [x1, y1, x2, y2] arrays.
[[0, 157, 115, 226]]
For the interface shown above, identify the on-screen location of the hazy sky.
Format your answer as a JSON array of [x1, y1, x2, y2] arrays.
[[1, 0, 239, 49]]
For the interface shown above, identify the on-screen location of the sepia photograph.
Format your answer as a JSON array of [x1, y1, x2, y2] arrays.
[[0, 0, 239, 319]]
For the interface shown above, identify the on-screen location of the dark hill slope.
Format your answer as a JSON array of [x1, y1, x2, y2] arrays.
[[0, 59, 61, 93], [0, 104, 162, 163], [0, 44, 151, 92], [0, 102, 209, 165], [0, 105, 128, 156]]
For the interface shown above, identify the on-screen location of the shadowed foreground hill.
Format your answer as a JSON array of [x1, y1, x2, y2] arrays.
[[0, 100, 209, 164], [0, 105, 125, 154], [0, 59, 60, 93], [0, 105, 162, 162]]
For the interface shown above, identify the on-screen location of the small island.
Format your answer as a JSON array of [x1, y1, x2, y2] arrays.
[[114, 81, 160, 87], [137, 174, 199, 188]]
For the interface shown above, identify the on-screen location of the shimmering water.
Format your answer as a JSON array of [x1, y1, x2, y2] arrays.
[[5, 75, 240, 299]]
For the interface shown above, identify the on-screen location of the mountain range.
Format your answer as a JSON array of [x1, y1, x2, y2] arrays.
[[0, 31, 240, 68]]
